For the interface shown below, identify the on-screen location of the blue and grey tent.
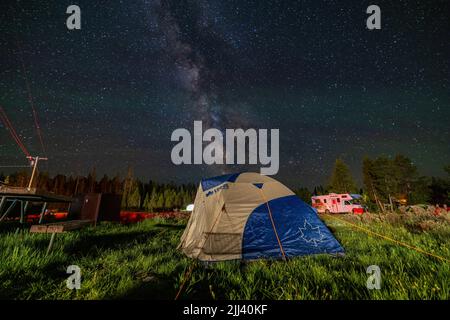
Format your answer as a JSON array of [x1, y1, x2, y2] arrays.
[[178, 172, 344, 261]]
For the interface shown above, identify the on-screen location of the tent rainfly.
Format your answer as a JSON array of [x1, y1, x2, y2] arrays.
[[178, 172, 344, 261]]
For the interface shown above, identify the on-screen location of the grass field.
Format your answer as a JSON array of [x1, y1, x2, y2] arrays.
[[0, 213, 448, 300]]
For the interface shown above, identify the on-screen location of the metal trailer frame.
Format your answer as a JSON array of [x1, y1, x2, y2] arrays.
[[0, 186, 73, 224]]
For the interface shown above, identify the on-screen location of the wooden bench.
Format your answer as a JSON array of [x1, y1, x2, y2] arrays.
[[30, 220, 94, 253]]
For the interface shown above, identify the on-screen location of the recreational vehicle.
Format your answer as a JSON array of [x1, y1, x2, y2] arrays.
[[311, 193, 364, 214]]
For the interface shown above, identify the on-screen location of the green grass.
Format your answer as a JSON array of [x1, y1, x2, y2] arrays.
[[0, 214, 448, 300]]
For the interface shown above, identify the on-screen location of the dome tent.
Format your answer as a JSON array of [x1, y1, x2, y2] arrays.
[[178, 172, 344, 261]]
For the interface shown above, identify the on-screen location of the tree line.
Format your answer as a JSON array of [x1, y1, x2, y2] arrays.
[[293, 155, 449, 210], [0, 167, 197, 212], [2, 154, 449, 212]]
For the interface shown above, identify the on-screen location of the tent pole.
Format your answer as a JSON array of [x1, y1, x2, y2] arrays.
[[258, 189, 287, 261]]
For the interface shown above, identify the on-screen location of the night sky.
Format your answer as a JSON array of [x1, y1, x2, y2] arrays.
[[1, 0, 449, 189]]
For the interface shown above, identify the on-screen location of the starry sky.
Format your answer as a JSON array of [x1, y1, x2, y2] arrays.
[[0, 0, 449, 189]]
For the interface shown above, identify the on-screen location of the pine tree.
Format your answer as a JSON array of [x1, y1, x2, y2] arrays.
[[328, 158, 356, 194], [445, 165, 450, 176], [295, 187, 312, 203], [37, 172, 49, 191], [156, 193, 165, 211], [143, 192, 150, 211], [363, 156, 379, 202], [121, 166, 134, 208], [149, 189, 158, 212], [164, 189, 174, 209], [111, 174, 122, 194], [99, 174, 110, 193], [174, 191, 183, 209], [128, 182, 141, 209], [393, 154, 418, 199], [87, 167, 97, 193], [182, 189, 191, 207]]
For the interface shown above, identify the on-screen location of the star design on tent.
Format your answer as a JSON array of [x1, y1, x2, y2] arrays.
[[298, 219, 325, 247]]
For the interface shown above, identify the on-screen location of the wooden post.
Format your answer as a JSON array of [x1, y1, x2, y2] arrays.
[[389, 195, 394, 212], [27, 156, 39, 190], [370, 181, 384, 213], [46, 232, 56, 254], [27, 156, 48, 191], [375, 199, 384, 213]]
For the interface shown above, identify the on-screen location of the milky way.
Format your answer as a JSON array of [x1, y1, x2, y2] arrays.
[[146, 0, 245, 130]]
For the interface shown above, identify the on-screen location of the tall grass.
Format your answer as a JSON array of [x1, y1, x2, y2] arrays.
[[0, 214, 448, 300]]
